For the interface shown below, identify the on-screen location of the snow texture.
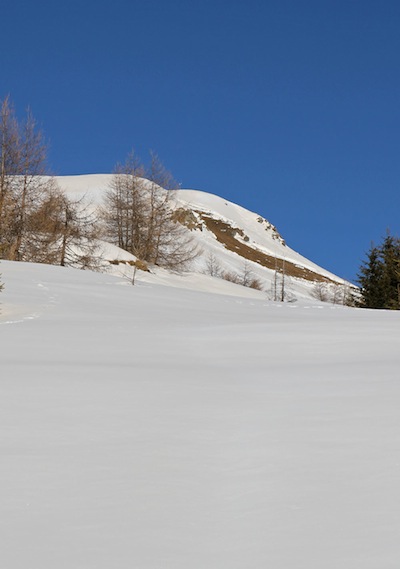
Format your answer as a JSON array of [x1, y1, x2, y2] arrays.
[[1, 260, 399, 568]]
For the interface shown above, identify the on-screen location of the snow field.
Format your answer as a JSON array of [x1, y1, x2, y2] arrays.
[[1, 261, 399, 568]]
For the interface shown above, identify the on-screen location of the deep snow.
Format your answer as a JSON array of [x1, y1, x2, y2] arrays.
[[1, 260, 399, 568]]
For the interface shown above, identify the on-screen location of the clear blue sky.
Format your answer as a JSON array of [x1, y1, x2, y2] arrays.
[[2, 0, 400, 282]]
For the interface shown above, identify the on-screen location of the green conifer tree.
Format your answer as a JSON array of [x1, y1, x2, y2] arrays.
[[357, 233, 400, 309], [357, 244, 385, 308], [380, 234, 400, 309]]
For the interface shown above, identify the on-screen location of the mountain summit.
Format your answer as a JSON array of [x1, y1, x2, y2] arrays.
[[56, 174, 350, 302]]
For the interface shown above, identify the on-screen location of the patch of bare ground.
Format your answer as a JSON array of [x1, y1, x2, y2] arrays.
[[200, 214, 334, 283]]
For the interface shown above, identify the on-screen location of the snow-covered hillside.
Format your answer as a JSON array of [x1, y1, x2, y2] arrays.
[[55, 174, 350, 302], [1, 260, 399, 568]]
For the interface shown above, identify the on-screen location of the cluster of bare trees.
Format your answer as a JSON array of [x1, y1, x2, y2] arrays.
[[204, 253, 263, 290], [312, 281, 355, 305], [1, 98, 198, 275], [267, 258, 296, 302], [1, 95, 225, 280], [101, 151, 199, 271], [0, 97, 99, 268]]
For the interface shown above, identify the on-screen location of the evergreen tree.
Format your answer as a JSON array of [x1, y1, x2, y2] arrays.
[[380, 234, 400, 309], [357, 244, 385, 308], [357, 233, 400, 309]]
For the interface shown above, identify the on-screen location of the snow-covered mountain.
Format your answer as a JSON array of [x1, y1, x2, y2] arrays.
[[56, 174, 351, 302]]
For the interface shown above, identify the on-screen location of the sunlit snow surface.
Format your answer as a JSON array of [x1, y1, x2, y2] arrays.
[[1, 261, 400, 568]]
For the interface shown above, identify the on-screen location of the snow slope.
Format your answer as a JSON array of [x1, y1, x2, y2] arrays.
[[1, 260, 399, 568], [55, 174, 349, 302], [175, 188, 340, 279]]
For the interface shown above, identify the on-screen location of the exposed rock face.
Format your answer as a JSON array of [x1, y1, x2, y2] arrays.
[[199, 214, 332, 283], [256, 216, 286, 245], [171, 208, 202, 231]]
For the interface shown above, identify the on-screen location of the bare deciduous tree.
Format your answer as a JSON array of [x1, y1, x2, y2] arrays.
[[0, 96, 55, 261], [312, 281, 330, 302], [10, 109, 50, 261], [102, 151, 199, 271], [205, 251, 222, 277], [102, 151, 146, 255], [220, 261, 263, 290], [312, 281, 356, 306], [240, 260, 263, 290], [0, 96, 19, 258], [29, 186, 101, 269], [271, 257, 287, 301]]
